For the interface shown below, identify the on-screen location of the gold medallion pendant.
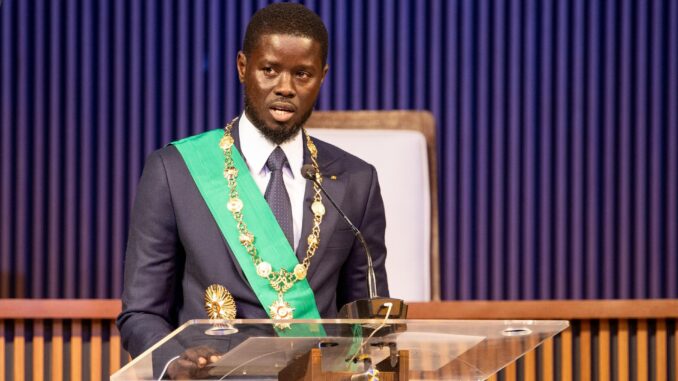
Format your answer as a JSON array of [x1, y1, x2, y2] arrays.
[[269, 295, 295, 329], [204, 284, 237, 320]]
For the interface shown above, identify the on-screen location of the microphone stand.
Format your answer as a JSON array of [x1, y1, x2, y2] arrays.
[[301, 165, 407, 319]]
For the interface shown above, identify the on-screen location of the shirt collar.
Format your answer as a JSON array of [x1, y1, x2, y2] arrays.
[[239, 112, 304, 177]]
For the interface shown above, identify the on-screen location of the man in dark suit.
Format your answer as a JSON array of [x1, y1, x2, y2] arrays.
[[116, 2, 390, 372]]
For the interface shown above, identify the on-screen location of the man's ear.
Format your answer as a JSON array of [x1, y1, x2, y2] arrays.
[[320, 64, 329, 84], [237, 51, 247, 83]]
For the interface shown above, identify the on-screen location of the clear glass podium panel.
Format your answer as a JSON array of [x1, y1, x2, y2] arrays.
[[112, 319, 568, 381]]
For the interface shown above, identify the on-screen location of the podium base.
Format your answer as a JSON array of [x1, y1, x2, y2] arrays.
[[278, 348, 410, 381]]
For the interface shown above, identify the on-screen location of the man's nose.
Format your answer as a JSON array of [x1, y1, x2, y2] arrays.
[[274, 73, 295, 97]]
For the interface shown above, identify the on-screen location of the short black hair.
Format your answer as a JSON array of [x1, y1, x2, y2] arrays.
[[242, 3, 329, 66]]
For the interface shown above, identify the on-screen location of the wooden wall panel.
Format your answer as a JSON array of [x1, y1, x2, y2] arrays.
[[0, 299, 676, 380], [0, 314, 674, 380], [492, 317, 677, 381], [0, 318, 128, 381]]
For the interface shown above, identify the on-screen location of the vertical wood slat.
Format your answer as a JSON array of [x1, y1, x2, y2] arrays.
[[599, 319, 611, 380], [14, 319, 25, 381], [33, 320, 44, 381], [561, 327, 573, 381], [71, 320, 82, 381], [523, 334, 540, 381], [109, 321, 121, 373], [0, 321, 5, 380], [541, 337, 554, 381], [618, 319, 630, 380], [91, 320, 102, 381], [656, 319, 667, 381], [523, 349, 537, 381], [52, 320, 63, 381], [503, 360, 517, 381], [637, 319, 648, 381], [503, 333, 527, 381], [579, 320, 591, 380]]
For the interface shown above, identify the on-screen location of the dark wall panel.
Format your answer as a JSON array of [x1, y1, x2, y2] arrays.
[[0, 0, 676, 300]]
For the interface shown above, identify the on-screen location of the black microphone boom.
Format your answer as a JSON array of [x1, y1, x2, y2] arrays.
[[300, 164, 407, 319]]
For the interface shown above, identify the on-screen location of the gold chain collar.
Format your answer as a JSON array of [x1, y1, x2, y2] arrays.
[[219, 117, 326, 323]]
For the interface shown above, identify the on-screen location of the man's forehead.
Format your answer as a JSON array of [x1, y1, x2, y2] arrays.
[[252, 33, 318, 50], [250, 34, 323, 63]]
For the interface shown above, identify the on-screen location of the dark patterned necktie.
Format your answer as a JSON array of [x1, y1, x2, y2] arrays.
[[264, 147, 294, 247]]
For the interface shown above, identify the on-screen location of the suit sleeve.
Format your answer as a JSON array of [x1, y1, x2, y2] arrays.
[[116, 149, 182, 358], [336, 165, 390, 307]]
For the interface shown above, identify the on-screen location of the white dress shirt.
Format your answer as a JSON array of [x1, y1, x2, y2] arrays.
[[238, 113, 306, 251]]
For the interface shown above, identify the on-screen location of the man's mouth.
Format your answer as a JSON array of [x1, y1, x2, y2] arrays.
[[269, 103, 296, 123]]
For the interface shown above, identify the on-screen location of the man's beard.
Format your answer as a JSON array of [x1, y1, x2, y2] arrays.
[[244, 94, 314, 145]]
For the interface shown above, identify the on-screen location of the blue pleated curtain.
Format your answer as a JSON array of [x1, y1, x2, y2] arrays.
[[0, 0, 676, 300]]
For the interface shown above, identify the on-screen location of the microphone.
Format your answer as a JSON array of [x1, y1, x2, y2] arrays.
[[301, 164, 407, 319]]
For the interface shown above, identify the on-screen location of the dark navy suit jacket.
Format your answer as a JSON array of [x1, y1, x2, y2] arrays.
[[116, 123, 389, 357]]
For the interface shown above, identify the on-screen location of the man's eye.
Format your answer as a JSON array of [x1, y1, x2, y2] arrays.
[[263, 67, 274, 74], [297, 71, 311, 79]]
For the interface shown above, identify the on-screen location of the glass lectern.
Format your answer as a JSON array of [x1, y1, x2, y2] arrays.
[[111, 319, 568, 380]]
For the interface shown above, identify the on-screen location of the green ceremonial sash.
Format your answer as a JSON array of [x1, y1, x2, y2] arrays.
[[172, 129, 323, 335]]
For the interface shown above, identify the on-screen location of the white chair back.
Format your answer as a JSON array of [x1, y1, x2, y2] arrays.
[[308, 129, 431, 301], [306, 110, 439, 302]]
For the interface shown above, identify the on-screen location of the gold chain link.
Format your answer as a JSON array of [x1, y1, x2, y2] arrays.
[[220, 117, 324, 296]]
